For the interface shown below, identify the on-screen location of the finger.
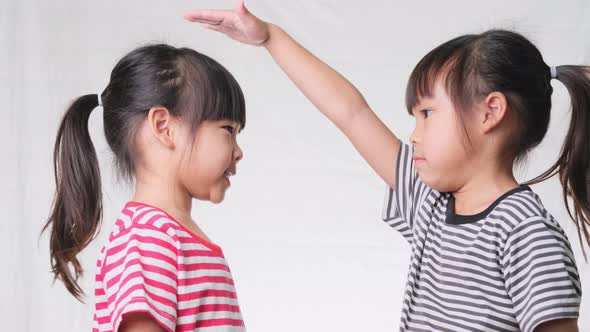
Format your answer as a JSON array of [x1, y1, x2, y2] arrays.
[[191, 18, 223, 25], [183, 10, 232, 23], [198, 23, 224, 32]]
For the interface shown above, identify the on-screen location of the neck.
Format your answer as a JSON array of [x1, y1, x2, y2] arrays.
[[452, 158, 519, 215], [133, 172, 193, 226]]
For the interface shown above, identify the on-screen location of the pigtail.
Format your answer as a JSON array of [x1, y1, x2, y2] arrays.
[[528, 66, 590, 260], [42, 94, 104, 301]]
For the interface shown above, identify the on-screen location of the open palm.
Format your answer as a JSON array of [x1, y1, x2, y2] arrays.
[[184, 0, 269, 46]]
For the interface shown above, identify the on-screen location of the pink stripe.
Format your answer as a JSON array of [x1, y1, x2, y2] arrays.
[[116, 270, 176, 294], [122, 207, 134, 219], [111, 298, 175, 332], [177, 304, 241, 317], [105, 257, 176, 290], [107, 228, 178, 258], [95, 297, 175, 329], [182, 249, 224, 258], [95, 315, 109, 325], [158, 221, 181, 241], [104, 239, 176, 272], [176, 319, 244, 331], [178, 275, 234, 287], [95, 300, 107, 311], [107, 272, 177, 307], [177, 289, 237, 302], [110, 208, 168, 240], [177, 235, 224, 254], [115, 218, 126, 229], [109, 286, 176, 324], [109, 205, 165, 242], [132, 205, 158, 223], [105, 259, 173, 289], [194, 318, 244, 328], [178, 263, 230, 272]]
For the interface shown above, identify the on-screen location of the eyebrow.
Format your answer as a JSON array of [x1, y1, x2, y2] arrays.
[[231, 122, 242, 133]]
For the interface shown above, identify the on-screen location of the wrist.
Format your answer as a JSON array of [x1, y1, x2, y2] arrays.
[[262, 23, 281, 48]]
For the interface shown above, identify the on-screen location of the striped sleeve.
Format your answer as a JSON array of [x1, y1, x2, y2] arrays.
[[382, 142, 430, 242], [104, 223, 180, 332], [501, 216, 581, 332]]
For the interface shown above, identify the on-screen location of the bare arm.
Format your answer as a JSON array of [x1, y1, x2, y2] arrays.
[[184, 1, 400, 188], [534, 318, 578, 332], [119, 312, 167, 332], [262, 24, 400, 187]]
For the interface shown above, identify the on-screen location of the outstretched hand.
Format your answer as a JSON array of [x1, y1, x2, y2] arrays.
[[183, 0, 270, 46]]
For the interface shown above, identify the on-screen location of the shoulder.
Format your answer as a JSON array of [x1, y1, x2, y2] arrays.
[[486, 188, 555, 240], [489, 190, 574, 261], [105, 202, 184, 256]]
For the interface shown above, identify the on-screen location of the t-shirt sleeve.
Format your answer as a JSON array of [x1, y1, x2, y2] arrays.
[[382, 142, 432, 243], [501, 216, 581, 332], [103, 224, 180, 332]]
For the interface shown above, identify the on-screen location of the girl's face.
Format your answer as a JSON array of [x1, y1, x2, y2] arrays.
[[410, 80, 475, 192], [177, 119, 243, 203]]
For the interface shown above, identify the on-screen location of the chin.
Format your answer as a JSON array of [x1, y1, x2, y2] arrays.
[[209, 196, 225, 204], [418, 172, 443, 192], [208, 190, 227, 204], [421, 175, 460, 193], [190, 181, 229, 204]]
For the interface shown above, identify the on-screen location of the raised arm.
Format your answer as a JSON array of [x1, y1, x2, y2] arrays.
[[184, 1, 401, 187]]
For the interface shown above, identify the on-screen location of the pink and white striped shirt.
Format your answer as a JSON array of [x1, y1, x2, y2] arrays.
[[92, 201, 245, 332]]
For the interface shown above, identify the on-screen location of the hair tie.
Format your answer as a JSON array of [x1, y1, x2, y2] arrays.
[[550, 66, 558, 79]]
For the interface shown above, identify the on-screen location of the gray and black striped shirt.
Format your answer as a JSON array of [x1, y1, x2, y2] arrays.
[[382, 143, 581, 332]]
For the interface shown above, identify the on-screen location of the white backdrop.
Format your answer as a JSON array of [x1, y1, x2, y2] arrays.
[[2, 0, 589, 331]]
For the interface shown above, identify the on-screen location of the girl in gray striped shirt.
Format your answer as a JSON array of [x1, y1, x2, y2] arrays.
[[186, 2, 588, 331]]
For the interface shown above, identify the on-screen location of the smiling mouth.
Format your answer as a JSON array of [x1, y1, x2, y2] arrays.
[[224, 168, 236, 178]]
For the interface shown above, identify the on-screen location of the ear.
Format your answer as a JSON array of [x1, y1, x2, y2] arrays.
[[481, 91, 508, 134], [147, 106, 177, 149]]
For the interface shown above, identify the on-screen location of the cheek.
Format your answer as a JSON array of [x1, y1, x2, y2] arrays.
[[178, 138, 233, 197], [177, 154, 208, 197], [191, 138, 232, 174], [423, 120, 468, 167], [417, 116, 471, 191]]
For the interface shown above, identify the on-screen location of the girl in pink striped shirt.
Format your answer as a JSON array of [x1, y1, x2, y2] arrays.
[[43, 44, 247, 332]]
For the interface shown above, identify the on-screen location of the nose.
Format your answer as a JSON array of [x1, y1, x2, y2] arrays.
[[410, 127, 419, 145], [234, 143, 243, 163]]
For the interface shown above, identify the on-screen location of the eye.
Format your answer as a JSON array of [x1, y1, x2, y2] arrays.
[[421, 109, 433, 119], [222, 125, 234, 134]]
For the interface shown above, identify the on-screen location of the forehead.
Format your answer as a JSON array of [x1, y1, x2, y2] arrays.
[[411, 80, 453, 112]]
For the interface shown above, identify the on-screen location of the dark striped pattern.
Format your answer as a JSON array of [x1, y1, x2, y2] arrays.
[[382, 143, 581, 332]]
